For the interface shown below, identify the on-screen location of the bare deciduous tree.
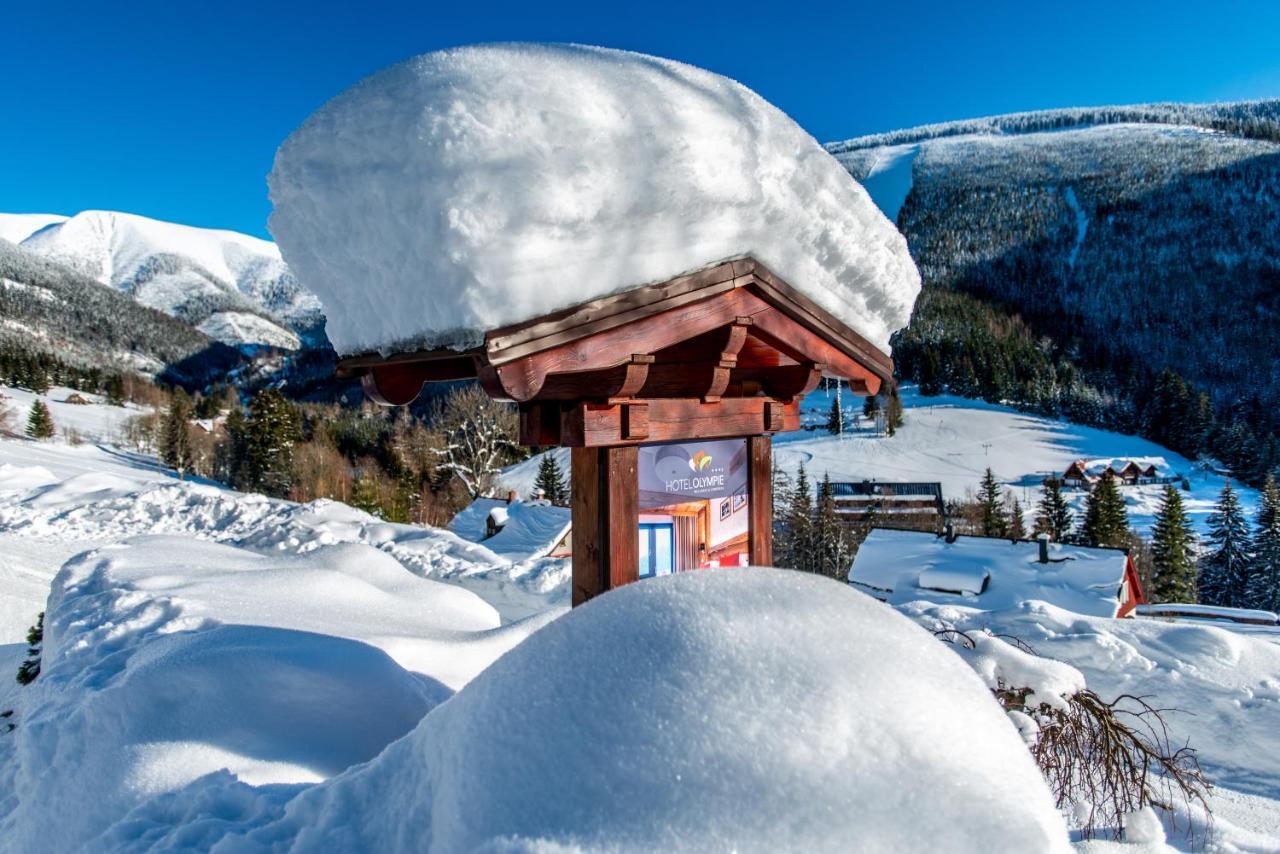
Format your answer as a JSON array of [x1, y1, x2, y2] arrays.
[[430, 384, 519, 498]]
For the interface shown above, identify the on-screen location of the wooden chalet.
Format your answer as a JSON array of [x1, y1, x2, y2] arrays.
[[1057, 459, 1167, 489], [830, 481, 945, 532], [336, 257, 893, 606]]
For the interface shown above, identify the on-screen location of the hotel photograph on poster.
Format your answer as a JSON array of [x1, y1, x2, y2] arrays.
[[636, 439, 751, 577]]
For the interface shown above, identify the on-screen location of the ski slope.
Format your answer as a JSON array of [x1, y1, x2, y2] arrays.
[[850, 143, 918, 223]]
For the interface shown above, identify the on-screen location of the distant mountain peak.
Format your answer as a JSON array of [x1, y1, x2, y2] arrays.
[[1, 209, 322, 350]]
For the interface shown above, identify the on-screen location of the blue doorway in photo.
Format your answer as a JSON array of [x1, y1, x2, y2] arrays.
[[638, 522, 675, 579]]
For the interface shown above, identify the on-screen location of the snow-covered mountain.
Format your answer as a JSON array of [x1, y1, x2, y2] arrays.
[[1, 210, 323, 351], [827, 101, 1280, 489]]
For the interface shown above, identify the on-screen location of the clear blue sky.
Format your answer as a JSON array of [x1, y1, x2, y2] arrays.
[[6, 0, 1280, 238]]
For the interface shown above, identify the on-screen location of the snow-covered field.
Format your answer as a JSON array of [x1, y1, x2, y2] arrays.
[[1, 387, 1278, 850]]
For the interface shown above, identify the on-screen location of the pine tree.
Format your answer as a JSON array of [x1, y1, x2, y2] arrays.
[[25, 400, 54, 440], [15, 612, 43, 686], [25, 366, 50, 395], [350, 468, 385, 518], [160, 389, 194, 478], [105, 375, 126, 407], [1199, 482, 1254, 607], [1187, 392, 1215, 458], [1036, 477, 1074, 541], [534, 453, 568, 504], [813, 472, 853, 580], [1150, 486, 1197, 603], [884, 385, 905, 436], [1080, 474, 1129, 548], [236, 389, 303, 497], [780, 464, 815, 571], [1008, 497, 1026, 540], [771, 461, 794, 563], [1248, 473, 1280, 612], [977, 468, 1008, 538], [826, 395, 846, 435]]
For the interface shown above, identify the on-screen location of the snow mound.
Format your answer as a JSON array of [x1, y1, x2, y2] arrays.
[[0, 535, 561, 851], [145, 569, 1066, 852], [903, 597, 1280, 842], [269, 43, 920, 357]]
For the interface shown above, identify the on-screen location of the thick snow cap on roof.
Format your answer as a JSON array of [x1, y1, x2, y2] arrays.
[[851, 529, 1133, 618], [251, 569, 1067, 851], [268, 43, 921, 357]]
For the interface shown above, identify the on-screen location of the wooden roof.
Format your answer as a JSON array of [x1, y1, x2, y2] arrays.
[[338, 257, 894, 411]]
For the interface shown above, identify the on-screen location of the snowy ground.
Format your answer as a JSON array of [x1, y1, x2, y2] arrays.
[[1, 387, 1277, 850]]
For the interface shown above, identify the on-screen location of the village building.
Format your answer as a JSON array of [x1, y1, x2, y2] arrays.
[[449, 494, 572, 563], [849, 528, 1147, 618], [1054, 458, 1174, 489], [830, 480, 944, 532]]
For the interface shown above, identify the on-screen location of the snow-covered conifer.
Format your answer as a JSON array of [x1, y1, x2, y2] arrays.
[[25, 400, 54, 440], [1198, 482, 1253, 607], [1150, 486, 1197, 603]]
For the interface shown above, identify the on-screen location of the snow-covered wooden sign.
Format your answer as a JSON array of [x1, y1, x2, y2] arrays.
[[269, 44, 921, 605]]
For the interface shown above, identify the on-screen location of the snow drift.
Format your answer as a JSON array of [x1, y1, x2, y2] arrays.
[[0, 536, 558, 851], [104, 569, 1069, 852], [269, 43, 920, 357]]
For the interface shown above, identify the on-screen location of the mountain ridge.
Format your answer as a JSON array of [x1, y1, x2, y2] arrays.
[[831, 103, 1280, 486], [826, 98, 1280, 153]]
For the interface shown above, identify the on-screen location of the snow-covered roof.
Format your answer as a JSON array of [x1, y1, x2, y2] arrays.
[[1136, 603, 1279, 626], [448, 497, 570, 563], [1070, 457, 1168, 478], [849, 528, 1133, 618], [269, 44, 920, 358]]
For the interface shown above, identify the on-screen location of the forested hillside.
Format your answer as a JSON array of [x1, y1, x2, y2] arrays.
[[833, 106, 1280, 486], [0, 238, 245, 386]]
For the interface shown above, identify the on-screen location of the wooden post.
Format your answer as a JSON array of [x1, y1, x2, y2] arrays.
[[747, 434, 773, 566], [571, 445, 639, 606]]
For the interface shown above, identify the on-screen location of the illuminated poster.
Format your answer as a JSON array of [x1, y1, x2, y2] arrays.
[[636, 439, 750, 578]]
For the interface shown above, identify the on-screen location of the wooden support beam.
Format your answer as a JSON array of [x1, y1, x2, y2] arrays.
[[747, 435, 773, 566], [571, 446, 639, 607], [560, 397, 800, 447]]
